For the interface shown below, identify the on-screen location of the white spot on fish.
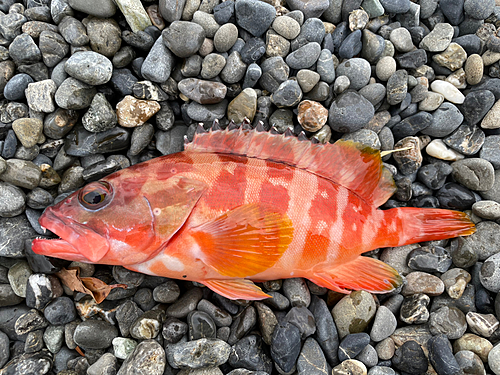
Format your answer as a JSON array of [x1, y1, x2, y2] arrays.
[[320, 190, 329, 199], [352, 223, 357, 232], [269, 176, 289, 187], [316, 220, 328, 234], [153, 208, 161, 216], [290, 271, 294, 276], [162, 255, 185, 272]]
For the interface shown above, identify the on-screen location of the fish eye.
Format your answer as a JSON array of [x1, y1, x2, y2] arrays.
[[78, 181, 113, 210]]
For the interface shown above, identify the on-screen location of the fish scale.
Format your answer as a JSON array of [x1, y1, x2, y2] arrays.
[[32, 126, 476, 300]]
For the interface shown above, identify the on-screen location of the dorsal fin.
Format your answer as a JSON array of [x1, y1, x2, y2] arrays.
[[185, 128, 396, 207]]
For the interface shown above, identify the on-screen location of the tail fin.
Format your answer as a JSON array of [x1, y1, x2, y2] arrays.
[[378, 207, 476, 248]]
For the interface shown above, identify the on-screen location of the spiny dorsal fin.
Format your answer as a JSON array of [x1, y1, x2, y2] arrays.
[[185, 127, 396, 207]]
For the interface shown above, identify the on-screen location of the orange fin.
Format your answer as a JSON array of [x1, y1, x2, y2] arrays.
[[310, 256, 403, 294], [378, 207, 476, 248], [201, 279, 271, 300], [185, 128, 396, 206], [191, 203, 293, 277]]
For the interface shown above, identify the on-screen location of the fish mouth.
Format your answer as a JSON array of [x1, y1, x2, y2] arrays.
[[32, 207, 110, 263]]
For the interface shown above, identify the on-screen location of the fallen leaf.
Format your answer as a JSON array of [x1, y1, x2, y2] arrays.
[[55, 267, 127, 303]]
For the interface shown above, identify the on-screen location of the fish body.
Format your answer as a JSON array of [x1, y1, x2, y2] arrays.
[[32, 127, 475, 300]]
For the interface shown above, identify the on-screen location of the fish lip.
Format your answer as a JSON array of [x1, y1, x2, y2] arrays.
[[33, 207, 110, 263]]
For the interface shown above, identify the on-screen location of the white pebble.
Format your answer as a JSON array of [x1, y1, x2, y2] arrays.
[[430, 80, 465, 104], [426, 139, 464, 161]]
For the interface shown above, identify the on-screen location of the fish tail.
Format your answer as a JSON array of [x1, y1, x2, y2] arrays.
[[378, 207, 476, 247]]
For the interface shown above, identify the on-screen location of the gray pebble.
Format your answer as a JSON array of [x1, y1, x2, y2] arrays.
[[370, 306, 397, 342], [141, 36, 174, 83], [54, 77, 97, 110], [336, 58, 371, 90], [3, 73, 33, 101], [329, 91, 375, 133], [117, 340, 165, 375], [167, 338, 231, 369], [271, 80, 303, 108], [480, 253, 500, 292], [286, 42, 321, 69], [82, 93, 118, 133], [451, 158, 495, 191], [163, 21, 206, 58]]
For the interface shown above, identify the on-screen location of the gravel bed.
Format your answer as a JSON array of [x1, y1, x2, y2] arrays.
[[0, 0, 500, 374]]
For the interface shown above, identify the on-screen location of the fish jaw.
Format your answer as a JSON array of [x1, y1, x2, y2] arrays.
[[32, 207, 110, 263]]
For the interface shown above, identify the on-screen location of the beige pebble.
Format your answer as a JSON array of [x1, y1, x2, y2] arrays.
[[418, 91, 444, 111], [227, 88, 257, 123], [446, 68, 467, 89], [376, 56, 396, 81], [116, 95, 160, 127], [481, 99, 500, 129], [297, 100, 328, 132], [482, 50, 500, 66], [432, 42, 467, 71], [465, 54, 484, 85]]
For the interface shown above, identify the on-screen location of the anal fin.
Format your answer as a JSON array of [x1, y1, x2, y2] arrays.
[[310, 256, 403, 294], [202, 279, 271, 300]]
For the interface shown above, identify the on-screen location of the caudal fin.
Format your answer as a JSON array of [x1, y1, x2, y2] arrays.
[[379, 207, 476, 248]]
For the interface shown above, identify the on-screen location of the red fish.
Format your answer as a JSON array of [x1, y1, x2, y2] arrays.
[[32, 126, 475, 300]]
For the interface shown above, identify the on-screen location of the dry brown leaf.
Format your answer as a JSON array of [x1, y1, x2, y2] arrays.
[[55, 267, 127, 304]]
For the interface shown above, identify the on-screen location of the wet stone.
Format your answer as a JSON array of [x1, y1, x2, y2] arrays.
[[167, 287, 203, 318], [188, 310, 216, 340], [7, 260, 31, 298], [15, 309, 49, 336], [0, 350, 52, 375], [82, 93, 118, 133], [43, 325, 64, 354], [198, 299, 232, 327], [65, 125, 131, 157], [391, 112, 432, 140], [480, 253, 500, 292], [338, 333, 370, 362]]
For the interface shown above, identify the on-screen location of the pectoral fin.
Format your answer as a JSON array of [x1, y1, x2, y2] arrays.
[[310, 256, 403, 294], [202, 279, 271, 300], [143, 176, 207, 242], [191, 203, 294, 278]]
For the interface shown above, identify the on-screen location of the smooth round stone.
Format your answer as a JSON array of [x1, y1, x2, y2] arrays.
[[403, 271, 445, 296], [286, 42, 321, 69], [419, 23, 454, 52], [376, 56, 397, 81], [379, 0, 410, 13], [333, 76, 350, 94], [338, 29, 362, 59], [430, 80, 465, 104], [316, 49, 335, 84], [112, 337, 137, 360], [188, 311, 216, 340], [162, 21, 205, 58], [370, 306, 397, 342], [422, 102, 463, 138], [429, 305, 467, 339], [273, 16, 300, 40], [466, 312, 499, 338], [332, 359, 367, 375], [163, 318, 188, 344], [44, 296, 77, 325], [390, 27, 414, 52], [454, 334, 492, 363], [240, 37, 266, 64], [67, 0, 116, 17], [465, 54, 483, 86], [12, 118, 43, 149], [426, 139, 463, 162], [186, 101, 227, 122], [338, 333, 370, 362], [361, 29, 385, 63], [213, 1, 235, 24], [455, 350, 485, 375], [329, 91, 374, 133], [480, 253, 500, 292], [418, 161, 453, 191], [282, 278, 310, 308], [332, 291, 376, 339], [214, 23, 238, 53], [336, 58, 371, 90], [472, 201, 500, 220], [464, 0, 495, 19], [489, 343, 500, 375], [130, 309, 164, 340], [192, 11, 220, 39], [296, 69, 320, 93], [85, 17, 122, 58], [235, 0, 276, 37], [200, 53, 226, 79], [271, 322, 301, 373], [481, 100, 500, 129], [359, 83, 386, 106], [153, 281, 180, 303], [58, 17, 89, 47], [64, 51, 113, 85], [451, 158, 495, 191], [462, 90, 496, 125], [437, 182, 476, 210], [54, 77, 97, 110], [227, 88, 257, 123], [271, 80, 303, 108], [342, 129, 381, 149], [3, 73, 33, 101], [400, 293, 430, 324], [73, 321, 118, 350], [391, 112, 432, 140]]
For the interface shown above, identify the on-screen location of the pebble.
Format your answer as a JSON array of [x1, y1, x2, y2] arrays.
[[329, 91, 374, 133], [455, 350, 485, 375], [163, 21, 205, 58], [489, 343, 500, 375], [228, 88, 257, 122], [271, 322, 301, 373], [167, 338, 231, 369], [421, 102, 463, 137], [141, 36, 174, 83], [370, 306, 397, 342], [428, 335, 461, 375], [426, 139, 464, 161], [297, 337, 329, 375], [451, 158, 495, 191], [234, 0, 276, 37], [88, 352, 117, 375], [391, 340, 428, 375], [441, 268, 470, 299], [400, 293, 430, 324], [332, 359, 367, 375], [332, 291, 376, 339], [116, 95, 161, 128], [338, 333, 370, 361], [429, 306, 467, 339], [117, 340, 165, 375], [82, 93, 118, 133], [229, 335, 272, 373], [3, 73, 33, 101], [430, 79, 465, 103], [472, 200, 500, 220], [336, 58, 371, 90], [54, 77, 97, 110], [297, 100, 328, 132], [462, 90, 496, 125], [163, 317, 188, 344], [480, 253, 500, 292], [466, 312, 499, 337], [44, 296, 77, 325]]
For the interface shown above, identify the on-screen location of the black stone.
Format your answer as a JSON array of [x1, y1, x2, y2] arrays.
[[461, 90, 496, 125], [391, 112, 433, 140], [271, 322, 302, 373], [408, 245, 452, 273], [443, 123, 485, 156], [229, 335, 273, 373], [64, 126, 131, 157], [395, 49, 428, 69], [188, 311, 217, 340], [428, 335, 461, 375], [285, 306, 316, 339], [240, 37, 266, 64], [163, 317, 188, 344], [392, 340, 428, 375], [44, 296, 77, 325], [338, 333, 370, 362], [437, 182, 476, 210], [338, 29, 362, 59], [417, 161, 453, 190]]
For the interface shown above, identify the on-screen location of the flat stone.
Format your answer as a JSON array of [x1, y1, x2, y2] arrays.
[[451, 158, 495, 191], [115, 0, 152, 33], [419, 23, 454, 52], [67, 0, 117, 17], [329, 91, 374, 133], [141, 36, 174, 83], [235, 0, 276, 37]]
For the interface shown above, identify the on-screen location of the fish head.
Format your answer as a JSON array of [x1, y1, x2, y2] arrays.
[[32, 171, 162, 265]]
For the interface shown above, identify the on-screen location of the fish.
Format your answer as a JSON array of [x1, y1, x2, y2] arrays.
[[32, 124, 476, 300]]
